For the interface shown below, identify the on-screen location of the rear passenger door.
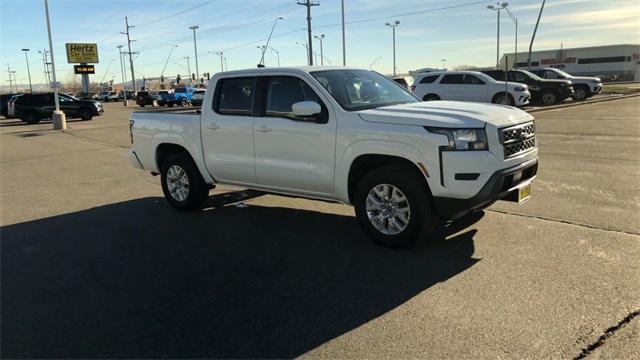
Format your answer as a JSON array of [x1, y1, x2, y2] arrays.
[[252, 75, 337, 195], [202, 77, 257, 184], [437, 74, 464, 100]]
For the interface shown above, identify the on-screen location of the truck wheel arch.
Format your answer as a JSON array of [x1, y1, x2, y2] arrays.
[[156, 143, 193, 171], [347, 154, 432, 204]]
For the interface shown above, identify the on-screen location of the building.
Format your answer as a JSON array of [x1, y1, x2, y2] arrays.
[[500, 44, 640, 81]]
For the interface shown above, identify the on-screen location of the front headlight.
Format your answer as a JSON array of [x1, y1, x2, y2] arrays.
[[514, 86, 527, 92], [426, 128, 488, 150]]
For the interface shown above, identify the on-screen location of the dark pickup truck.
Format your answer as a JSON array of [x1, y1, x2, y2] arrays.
[[10, 93, 103, 124], [482, 69, 574, 106]]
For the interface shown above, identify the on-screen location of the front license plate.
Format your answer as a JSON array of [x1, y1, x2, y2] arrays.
[[518, 183, 532, 203]]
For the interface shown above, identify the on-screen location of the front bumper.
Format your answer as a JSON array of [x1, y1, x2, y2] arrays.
[[433, 157, 538, 220], [515, 92, 531, 106], [558, 86, 574, 100], [593, 84, 603, 94]]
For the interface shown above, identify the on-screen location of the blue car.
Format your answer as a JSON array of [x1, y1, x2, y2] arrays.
[[171, 86, 197, 107]]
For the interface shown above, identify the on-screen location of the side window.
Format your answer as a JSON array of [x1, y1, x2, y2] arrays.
[[216, 77, 255, 116], [463, 74, 485, 85], [545, 70, 559, 79], [265, 76, 323, 121], [439, 74, 463, 84], [509, 71, 528, 83], [419, 75, 439, 84]]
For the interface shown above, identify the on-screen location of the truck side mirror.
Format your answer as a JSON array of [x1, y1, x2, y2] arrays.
[[292, 101, 321, 117]]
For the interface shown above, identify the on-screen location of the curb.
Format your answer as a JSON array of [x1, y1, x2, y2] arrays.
[[526, 93, 640, 113]]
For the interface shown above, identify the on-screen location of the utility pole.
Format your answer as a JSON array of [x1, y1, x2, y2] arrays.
[[528, 0, 546, 68], [6, 64, 14, 92], [122, 17, 137, 101], [314, 34, 325, 66], [21, 49, 33, 93], [44, 0, 65, 129], [385, 20, 400, 76], [184, 56, 191, 84], [117, 45, 126, 96], [39, 50, 51, 88], [189, 25, 199, 80], [297, 0, 319, 66], [161, 45, 178, 78], [341, 0, 346, 66]]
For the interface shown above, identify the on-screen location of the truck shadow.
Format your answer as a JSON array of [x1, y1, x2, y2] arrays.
[[1, 191, 482, 358]]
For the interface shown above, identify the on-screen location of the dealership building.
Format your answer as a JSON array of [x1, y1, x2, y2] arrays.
[[500, 44, 640, 81]]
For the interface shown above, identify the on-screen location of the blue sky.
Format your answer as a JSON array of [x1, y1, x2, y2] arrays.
[[1, 0, 639, 86]]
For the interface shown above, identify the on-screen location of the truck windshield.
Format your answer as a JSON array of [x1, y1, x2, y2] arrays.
[[310, 69, 418, 111]]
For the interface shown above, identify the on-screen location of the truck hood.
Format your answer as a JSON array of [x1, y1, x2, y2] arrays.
[[358, 101, 533, 128]]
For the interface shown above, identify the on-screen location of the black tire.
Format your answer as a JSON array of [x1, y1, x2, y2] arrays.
[[492, 92, 515, 106], [140, 104, 146, 108], [80, 108, 93, 121], [167, 102, 175, 107], [423, 94, 441, 101], [22, 110, 41, 124], [541, 91, 558, 106], [181, 98, 188, 107], [160, 153, 209, 211], [572, 85, 590, 101], [354, 165, 438, 248]]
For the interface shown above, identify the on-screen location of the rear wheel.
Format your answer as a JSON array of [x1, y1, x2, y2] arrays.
[[22, 110, 41, 124], [181, 98, 188, 107], [160, 153, 209, 211], [167, 102, 175, 107], [423, 94, 441, 101], [492, 92, 515, 106], [354, 165, 437, 248]]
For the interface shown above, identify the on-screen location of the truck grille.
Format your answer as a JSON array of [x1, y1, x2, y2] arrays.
[[500, 122, 536, 158]]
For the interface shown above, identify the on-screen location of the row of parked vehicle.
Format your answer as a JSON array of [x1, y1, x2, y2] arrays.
[[135, 87, 206, 108], [1, 92, 103, 124], [407, 67, 602, 107]]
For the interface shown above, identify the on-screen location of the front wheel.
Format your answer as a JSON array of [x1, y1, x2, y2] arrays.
[[354, 165, 438, 248], [80, 108, 93, 121], [167, 102, 175, 107], [22, 110, 41, 124], [423, 94, 441, 101], [573, 86, 590, 101], [492, 92, 515, 106], [160, 153, 209, 211], [181, 98, 188, 107]]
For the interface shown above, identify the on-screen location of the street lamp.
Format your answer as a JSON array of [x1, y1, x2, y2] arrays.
[[117, 45, 129, 105], [314, 34, 325, 66], [296, 41, 309, 65], [385, 20, 400, 76], [259, 16, 284, 66], [215, 51, 224, 72], [189, 25, 199, 81], [21, 49, 33, 93], [183, 56, 191, 84], [487, 2, 508, 68], [256, 46, 267, 66], [44, 0, 65, 130], [503, 5, 518, 68], [369, 56, 382, 70], [269, 47, 280, 67], [441, 59, 446, 70]]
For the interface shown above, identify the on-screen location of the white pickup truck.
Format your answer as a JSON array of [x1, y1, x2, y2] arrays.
[[128, 67, 538, 247]]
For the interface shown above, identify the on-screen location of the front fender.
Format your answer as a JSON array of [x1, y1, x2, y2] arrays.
[[335, 140, 435, 204]]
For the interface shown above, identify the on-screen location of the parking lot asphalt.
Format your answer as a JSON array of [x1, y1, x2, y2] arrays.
[[1, 98, 639, 358]]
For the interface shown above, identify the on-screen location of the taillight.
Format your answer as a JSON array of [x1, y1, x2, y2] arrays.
[[410, 85, 416, 92]]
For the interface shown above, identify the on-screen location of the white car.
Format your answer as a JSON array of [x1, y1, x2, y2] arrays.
[[128, 67, 538, 248], [411, 71, 530, 106]]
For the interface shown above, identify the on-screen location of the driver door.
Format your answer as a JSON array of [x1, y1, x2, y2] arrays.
[[253, 75, 337, 195]]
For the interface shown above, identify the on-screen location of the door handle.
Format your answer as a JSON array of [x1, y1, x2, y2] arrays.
[[207, 122, 220, 130], [255, 125, 271, 133]]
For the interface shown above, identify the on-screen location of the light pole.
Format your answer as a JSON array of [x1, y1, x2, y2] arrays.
[[259, 16, 283, 66], [184, 56, 191, 84], [385, 20, 400, 76], [215, 51, 224, 72], [44, 0, 65, 129], [503, 5, 518, 68], [341, 0, 346, 66], [21, 49, 33, 93], [161, 45, 178, 78], [38, 50, 51, 86], [256, 46, 267, 66], [296, 41, 309, 65], [441, 59, 446, 70], [314, 34, 325, 66], [369, 56, 382, 70], [117, 45, 128, 103], [189, 25, 199, 81], [269, 47, 280, 67], [487, 2, 508, 68]]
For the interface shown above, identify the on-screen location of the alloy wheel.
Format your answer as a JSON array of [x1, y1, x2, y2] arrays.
[[366, 184, 411, 235]]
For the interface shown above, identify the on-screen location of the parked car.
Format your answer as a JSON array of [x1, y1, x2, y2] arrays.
[[528, 68, 602, 101], [172, 86, 197, 106], [119, 90, 136, 100], [11, 92, 103, 124], [128, 67, 538, 248], [392, 77, 409, 89], [97, 91, 120, 102], [136, 91, 160, 107], [74, 92, 97, 100], [1, 93, 18, 118], [482, 69, 573, 106], [191, 89, 206, 106], [159, 91, 176, 107], [411, 71, 530, 106]]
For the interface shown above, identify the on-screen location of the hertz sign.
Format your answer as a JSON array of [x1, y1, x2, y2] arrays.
[[74, 65, 95, 74], [66, 43, 99, 63]]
